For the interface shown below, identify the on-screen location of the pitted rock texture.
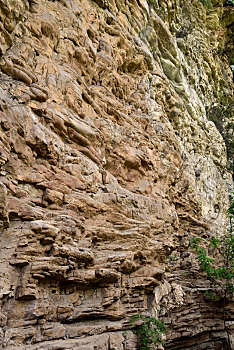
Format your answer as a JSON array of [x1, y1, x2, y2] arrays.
[[0, 0, 233, 349]]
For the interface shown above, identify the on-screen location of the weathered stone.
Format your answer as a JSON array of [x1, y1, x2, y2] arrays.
[[0, 182, 9, 229], [67, 127, 90, 146], [30, 87, 48, 102], [0, 0, 233, 349]]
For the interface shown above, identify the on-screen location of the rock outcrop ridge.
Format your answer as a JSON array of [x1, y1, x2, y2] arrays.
[[0, 0, 233, 349]]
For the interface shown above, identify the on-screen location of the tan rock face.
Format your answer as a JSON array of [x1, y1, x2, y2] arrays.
[[0, 0, 233, 349]]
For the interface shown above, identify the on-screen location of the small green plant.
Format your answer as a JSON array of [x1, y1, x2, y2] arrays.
[[189, 234, 233, 299], [129, 314, 167, 350], [198, 0, 213, 9], [168, 255, 179, 261], [189, 196, 234, 300]]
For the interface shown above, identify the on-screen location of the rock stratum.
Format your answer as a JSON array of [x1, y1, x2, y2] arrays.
[[0, 0, 233, 349]]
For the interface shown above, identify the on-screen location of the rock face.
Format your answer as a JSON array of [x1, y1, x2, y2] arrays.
[[0, 0, 233, 349]]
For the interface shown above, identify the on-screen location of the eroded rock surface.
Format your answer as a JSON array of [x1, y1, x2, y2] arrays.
[[0, 0, 233, 349]]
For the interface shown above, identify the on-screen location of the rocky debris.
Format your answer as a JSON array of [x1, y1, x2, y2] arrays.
[[0, 0, 233, 349]]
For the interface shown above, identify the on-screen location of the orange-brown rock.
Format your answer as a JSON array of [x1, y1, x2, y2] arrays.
[[0, 0, 233, 349]]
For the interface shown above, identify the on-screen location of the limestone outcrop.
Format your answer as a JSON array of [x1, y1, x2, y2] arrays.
[[0, 0, 233, 349]]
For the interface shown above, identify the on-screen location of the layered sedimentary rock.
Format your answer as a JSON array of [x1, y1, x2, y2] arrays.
[[0, 0, 233, 349]]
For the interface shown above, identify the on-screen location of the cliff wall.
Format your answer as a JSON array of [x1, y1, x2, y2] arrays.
[[0, 0, 233, 349]]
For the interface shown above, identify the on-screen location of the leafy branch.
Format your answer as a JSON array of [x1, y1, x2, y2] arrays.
[[189, 196, 234, 300], [129, 314, 167, 350], [198, 0, 213, 9]]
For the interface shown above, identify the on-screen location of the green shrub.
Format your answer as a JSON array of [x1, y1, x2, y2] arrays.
[[129, 314, 167, 350], [199, 0, 213, 9], [189, 196, 234, 300]]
